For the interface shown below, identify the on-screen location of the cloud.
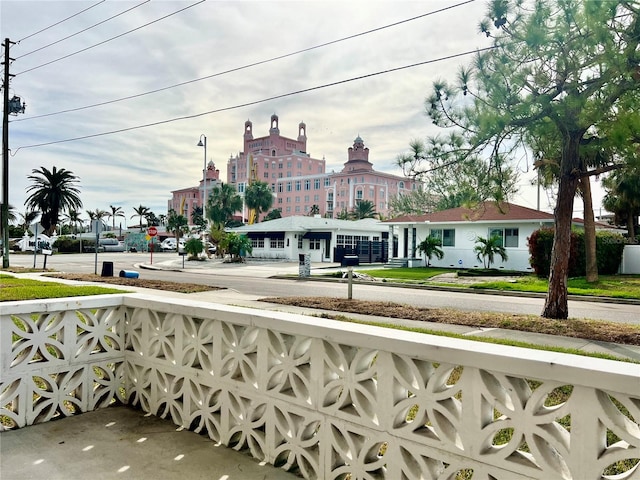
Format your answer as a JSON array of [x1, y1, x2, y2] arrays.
[[2, 0, 602, 220]]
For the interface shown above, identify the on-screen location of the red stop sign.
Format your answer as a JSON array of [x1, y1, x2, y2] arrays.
[[148, 226, 158, 237]]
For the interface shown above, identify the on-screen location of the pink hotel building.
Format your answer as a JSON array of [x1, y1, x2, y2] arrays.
[[226, 114, 420, 220]]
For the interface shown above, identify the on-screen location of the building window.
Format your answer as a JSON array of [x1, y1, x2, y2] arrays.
[[298, 236, 303, 249], [251, 238, 264, 248], [489, 228, 519, 248], [310, 239, 321, 250], [314, 178, 320, 189], [305, 179, 310, 190], [325, 178, 331, 187], [430, 229, 455, 247], [286, 182, 292, 192], [270, 238, 285, 249], [295, 180, 301, 191], [278, 183, 283, 193]]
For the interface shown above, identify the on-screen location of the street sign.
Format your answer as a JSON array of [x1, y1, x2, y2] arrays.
[[148, 226, 158, 237]]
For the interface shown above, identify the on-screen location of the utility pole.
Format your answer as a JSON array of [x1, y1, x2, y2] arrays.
[[1, 38, 25, 268], [2, 38, 14, 268]]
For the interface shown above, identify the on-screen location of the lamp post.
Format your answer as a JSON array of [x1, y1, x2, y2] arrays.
[[197, 134, 207, 224]]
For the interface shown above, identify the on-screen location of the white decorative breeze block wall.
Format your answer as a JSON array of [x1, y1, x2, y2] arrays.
[[2, 294, 639, 480]]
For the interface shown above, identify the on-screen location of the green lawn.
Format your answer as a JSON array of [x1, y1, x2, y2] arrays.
[[1, 275, 126, 301], [358, 268, 640, 300], [353, 267, 452, 281]]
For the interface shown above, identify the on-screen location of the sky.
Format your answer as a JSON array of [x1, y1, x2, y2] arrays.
[[1, 0, 609, 227]]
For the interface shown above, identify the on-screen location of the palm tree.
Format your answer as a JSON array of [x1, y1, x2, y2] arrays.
[[167, 209, 189, 256], [62, 209, 83, 234], [24, 166, 82, 236], [244, 181, 274, 223], [417, 236, 444, 267], [145, 211, 159, 227], [264, 209, 282, 221], [1, 203, 17, 225], [18, 210, 39, 233], [107, 205, 125, 232], [337, 208, 350, 220], [308, 204, 320, 216], [131, 205, 150, 231], [191, 206, 206, 231], [208, 183, 242, 228], [86, 209, 108, 232], [351, 200, 376, 219], [473, 235, 508, 269]]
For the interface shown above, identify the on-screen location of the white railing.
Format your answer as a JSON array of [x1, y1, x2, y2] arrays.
[[2, 294, 639, 479]]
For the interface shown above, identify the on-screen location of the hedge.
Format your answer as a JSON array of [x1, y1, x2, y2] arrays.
[[528, 228, 626, 277]]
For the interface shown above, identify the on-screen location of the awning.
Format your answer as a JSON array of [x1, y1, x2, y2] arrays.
[[246, 231, 284, 240], [302, 231, 331, 240]]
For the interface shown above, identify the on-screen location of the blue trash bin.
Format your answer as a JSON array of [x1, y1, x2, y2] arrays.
[[119, 270, 139, 279]]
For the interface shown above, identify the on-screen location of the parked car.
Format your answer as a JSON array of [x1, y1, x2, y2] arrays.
[[160, 238, 185, 252]]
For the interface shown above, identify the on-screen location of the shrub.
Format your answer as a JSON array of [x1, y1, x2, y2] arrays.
[[53, 236, 81, 253], [184, 237, 204, 259], [528, 228, 625, 277]]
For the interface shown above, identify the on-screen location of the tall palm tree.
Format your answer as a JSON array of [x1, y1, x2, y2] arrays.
[[208, 183, 242, 228], [62, 209, 83, 234], [167, 209, 189, 256], [144, 211, 159, 227], [473, 235, 508, 269], [107, 205, 125, 232], [131, 205, 150, 231], [191, 206, 206, 230], [24, 166, 82, 236], [86, 209, 108, 232], [244, 181, 273, 223]]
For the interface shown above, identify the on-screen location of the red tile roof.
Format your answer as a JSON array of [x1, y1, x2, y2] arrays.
[[384, 202, 555, 224]]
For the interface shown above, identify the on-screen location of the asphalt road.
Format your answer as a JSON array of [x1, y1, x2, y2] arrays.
[[6, 251, 640, 324]]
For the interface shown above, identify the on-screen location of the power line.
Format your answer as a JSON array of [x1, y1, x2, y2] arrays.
[[17, 1, 107, 43], [13, 46, 495, 153], [15, 0, 206, 76], [12, 0, 476, 122], [16, 1, 151, 60]]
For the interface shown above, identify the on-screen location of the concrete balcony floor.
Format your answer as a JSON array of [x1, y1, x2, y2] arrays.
[[1, 406, 299, 480]]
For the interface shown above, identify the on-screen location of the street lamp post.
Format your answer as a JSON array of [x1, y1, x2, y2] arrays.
[[197, 134, 207, 224]]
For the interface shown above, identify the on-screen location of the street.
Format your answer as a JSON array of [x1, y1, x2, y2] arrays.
[[5, 251, 640, 324]]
